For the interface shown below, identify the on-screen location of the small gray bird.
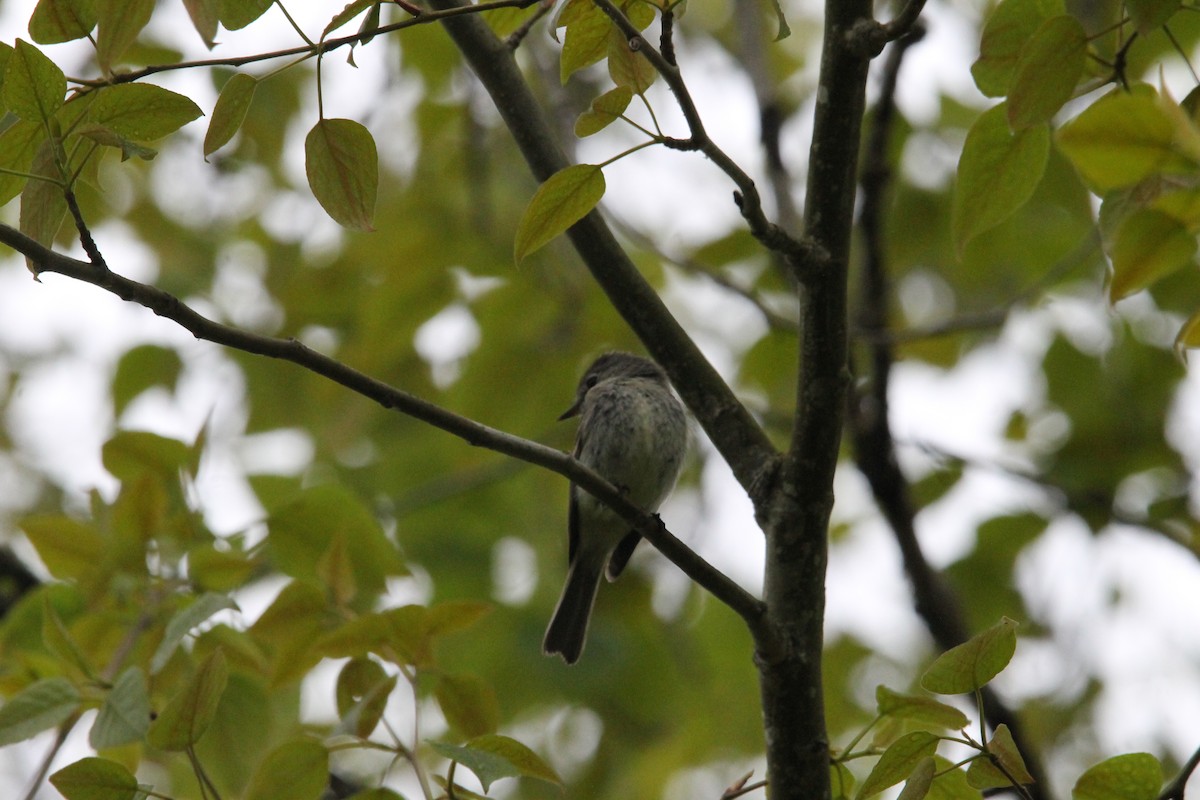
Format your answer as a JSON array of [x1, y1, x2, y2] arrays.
[[543, 352, 688, 664]]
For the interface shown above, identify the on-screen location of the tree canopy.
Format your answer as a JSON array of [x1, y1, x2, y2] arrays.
[[0, 0, 1199, 799]]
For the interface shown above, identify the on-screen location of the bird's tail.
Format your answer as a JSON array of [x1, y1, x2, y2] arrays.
[[542, 559, 604, 665]]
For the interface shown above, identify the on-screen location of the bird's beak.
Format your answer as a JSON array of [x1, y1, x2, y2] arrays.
[[558, 399, 582, 421]]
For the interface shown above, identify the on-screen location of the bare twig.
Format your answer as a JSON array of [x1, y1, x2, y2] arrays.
[[590, 0, 820, 267], [0, 223, 768, 638]]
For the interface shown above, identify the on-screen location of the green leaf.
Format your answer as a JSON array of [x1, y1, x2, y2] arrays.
[[218, 0, 273, 30], [266, 484, 406, 599], [89, 668, 151, 749], [189, 544, 257, 591], [1006, 15, 1086, 130], [429, 734, 561, 792], [42, 599, 96, 680], [971, 0, 1064, 97], [204, 72, 257, 157], [575, 86, 633, 137], [21, 514, 105, 581], [875, 686, 969, 730], [3, 39, 66, 123], [0, 677, 81, 745], [1126, 0, 1181, 34], [102, 430, 192, 482], [607, 27, 656, 95], [435, 672, 500, 738], [335, 657, 396, 738], [768, 0, 791, 40], [95, 0, 155, 71], [19, 138, 68, 254], [29, 0, 98, 44], [1175, 308, 1200, 357], [49, 757, 139, 800], [1056, 88, 1200, 193], [147, 648, 228, 750], [75, 124, 158, 161], [966, 725, 1034, 789], [1109, 208, 1196, 302], [856, 731, 940, 799], [558, 0, 612, 83], [345, 790, 407, 800], [514, 164, 605, 262], [243, 739, 330, 800], [920, 617, 1019, 695], [323, 0, 378, 38], [0, 117, 42, 206], [897, 757, 936, 800], [182, 0, 219, 48], [88, 83, 203, 142], [112, 345, 183, 416], [953, 104, 1049, 253], [1072, 753, 1162, 800], [305, 118, 378, 230], [151, 592, 240, 674]]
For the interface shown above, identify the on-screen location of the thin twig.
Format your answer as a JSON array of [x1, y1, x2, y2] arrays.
[[590, 0, 819, 266], [0, 223, 769, 639], [68, 0, 544, 87]]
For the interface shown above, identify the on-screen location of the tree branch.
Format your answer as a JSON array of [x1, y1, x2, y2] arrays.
[[0, 224, 767, 636], [1160, 741, 1200, 800], [848, 33, 1051, 800], [427, 0, 781, 503]]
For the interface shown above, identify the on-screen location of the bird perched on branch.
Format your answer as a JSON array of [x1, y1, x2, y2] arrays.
[[543, 352, 688, 664]]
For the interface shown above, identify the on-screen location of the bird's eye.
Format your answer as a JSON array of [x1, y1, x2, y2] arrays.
[[584, 374, 599, 389]]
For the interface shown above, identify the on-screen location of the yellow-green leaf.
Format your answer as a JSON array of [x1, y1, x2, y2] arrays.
[[1109, 208, 1196, 302], [896, 757, 936, 800], [182, 0, 219, 48], [29, 0, 98, 45], [112, 344, 183, 416], [75, 123, 158, 161], [88, 83, 203, 142], [607, 26, 656, 95], [323, 0, 378, 38], [305, 118, 378, 231], [1175, 308, 1200, 358], [514, 164, 605, 262], [1007, 15, 1086, 130], [921, 617, 1019, 695], [335, 657, 396, 738], [429, 734, 561, 793], [204, 72, 257, 156], [21, 514, 104, 581], [1126, 0, 1181, 34], [102, 430, 191, 482], [1057, 88, 1200, 193], [575, 86, 633, 137], [147, 648, 229, 750], [3, 39, 65, 124], [856, 732, 939, 799], [244, 739, 329, 800], [1072, 753, 1162, 800], [971, 0, 1065, 97], [0, 118, 43, 206], [89, 667, 151, 749], [151, 592, 239, 674], [49, 757, 138, 800], [95, 0, 155, 72], [218, 0, 273, 30], [875, 686, 969, 730], [436, 672, 500, 738], [559, 0, 612, 83], [966, 724, 1034, 790], [0, 677, 80, 745], [953, 104, 1049, 253]]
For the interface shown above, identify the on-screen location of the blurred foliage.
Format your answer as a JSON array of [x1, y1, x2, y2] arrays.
[[0, 0, 1197, 798]]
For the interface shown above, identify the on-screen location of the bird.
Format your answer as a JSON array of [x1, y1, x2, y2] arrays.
[[543, 351, 688, 664]]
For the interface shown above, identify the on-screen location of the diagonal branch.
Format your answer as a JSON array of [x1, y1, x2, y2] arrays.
[[0, 223, 768, 637]]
